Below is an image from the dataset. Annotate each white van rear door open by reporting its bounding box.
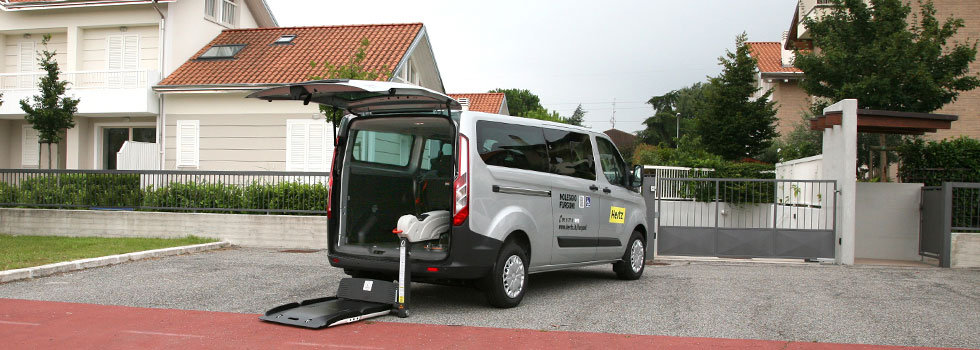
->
[246,79,461,115]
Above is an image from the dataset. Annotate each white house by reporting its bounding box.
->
[0,0,277,169]
[152,23,445,171]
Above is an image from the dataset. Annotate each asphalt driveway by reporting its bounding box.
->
[1,248,978,349]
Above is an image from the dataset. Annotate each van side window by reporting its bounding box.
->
[476,121,549,172]
[596,137,628,187]
[543,129,596,181]
[351,130,413,166]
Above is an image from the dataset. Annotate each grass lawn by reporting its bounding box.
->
[0,234,217,270]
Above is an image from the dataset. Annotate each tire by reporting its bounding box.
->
[482,240,528,308]
[613,231,645,280]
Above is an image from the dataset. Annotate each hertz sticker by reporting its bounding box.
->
[609,207,626,224]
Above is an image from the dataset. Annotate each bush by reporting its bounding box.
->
[13,173,140,208]
[143,181,327,213]
[898,137,980,185]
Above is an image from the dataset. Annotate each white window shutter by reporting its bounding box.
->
[286,120,308,171]
[123,35,140,87]
[22,126,40,168]
[307,121,329,171]
[176,120,199,168]
[107,36,123,88]
[19,42,36,88]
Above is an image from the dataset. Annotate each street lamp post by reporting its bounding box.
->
[675,113,681,142]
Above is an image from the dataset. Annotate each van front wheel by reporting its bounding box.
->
[482,240,528,308]
[613,231,645,280]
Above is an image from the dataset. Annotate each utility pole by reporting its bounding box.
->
[676,113,681,141]
[610,98,616,129]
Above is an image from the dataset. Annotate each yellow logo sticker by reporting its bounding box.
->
[609,206,626,224]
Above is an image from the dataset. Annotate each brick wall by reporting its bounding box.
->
[772,80,811,137]
[923,1,980,140]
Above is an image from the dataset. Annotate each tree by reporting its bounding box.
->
[489,88,543,117]
[309,38,389,140]
[567,104,586,126]
[794,0,979,113]
[695,33,778,161]
[638,83,706,148]
[19,34,79,169]
[523,107,566,124]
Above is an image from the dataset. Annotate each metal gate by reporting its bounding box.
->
[644,177,837,259]
[920,182,980,267]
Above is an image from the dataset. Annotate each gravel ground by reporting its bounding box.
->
[1,247,978,348]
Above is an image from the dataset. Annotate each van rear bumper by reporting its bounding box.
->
[328,221,501,280]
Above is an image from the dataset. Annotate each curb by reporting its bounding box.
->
[0,241,231,283]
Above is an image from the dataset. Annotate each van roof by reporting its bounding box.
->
[460,111,602,136]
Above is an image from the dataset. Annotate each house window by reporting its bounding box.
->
[176,120,200,168]
[204,0,217,19]
[101,126,156,170]
[274,35,297,45]
[286,119,333,172]
[205,0,237,27]
[22,126,40,168]
[107,35,140,87]
[221,0,237,25]
[198,44,245,60]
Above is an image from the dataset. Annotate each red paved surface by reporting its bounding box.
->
[0,298,962,350]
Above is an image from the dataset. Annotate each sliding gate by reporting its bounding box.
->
[648,178,837,259]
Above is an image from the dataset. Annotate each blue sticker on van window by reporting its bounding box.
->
[585,196,591,208]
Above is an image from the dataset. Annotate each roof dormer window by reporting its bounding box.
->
[273,35,297,45]
[198,44,245,60]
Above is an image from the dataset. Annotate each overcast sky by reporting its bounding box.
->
[265,0,798,133]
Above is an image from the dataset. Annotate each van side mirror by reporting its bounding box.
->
[629,165,643,191]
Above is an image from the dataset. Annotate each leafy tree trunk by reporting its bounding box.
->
[47,143,53,169]
[38,142,42,169]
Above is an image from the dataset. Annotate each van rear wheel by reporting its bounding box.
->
[482,240,528,308]
[613,231,645,280]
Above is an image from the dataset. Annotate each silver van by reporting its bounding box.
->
[249,80,648,308]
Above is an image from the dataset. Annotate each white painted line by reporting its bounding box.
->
[0,320,41,326]
[122,330,206,338]
[285,342,384,349]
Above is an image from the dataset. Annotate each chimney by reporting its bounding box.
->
[458,97,470,111]
[780,31,794,67]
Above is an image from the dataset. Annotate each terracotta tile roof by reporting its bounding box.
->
[158,23,423,86]
[447,93,506,114]
[746,42,802,73]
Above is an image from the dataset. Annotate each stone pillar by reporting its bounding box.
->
[821,99,858,265]
[65,125,80,169]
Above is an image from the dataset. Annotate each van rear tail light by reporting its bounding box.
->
[327,147,338,219]
[453,134,470,226]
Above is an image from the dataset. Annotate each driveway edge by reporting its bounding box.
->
[0,241,231,283]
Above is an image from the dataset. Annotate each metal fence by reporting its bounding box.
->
[652,178,837,259]
[921,182,980,267]
[0,169,329,215]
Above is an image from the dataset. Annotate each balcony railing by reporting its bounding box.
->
[0,69,152,91]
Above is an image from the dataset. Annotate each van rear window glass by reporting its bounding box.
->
[543,129,596,181]
[351,130,413,166]
[476,121,549,172]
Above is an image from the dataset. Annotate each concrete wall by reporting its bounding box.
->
[951,233,980,268]
[3,32,69,74]
[855,182,923,261]
[776,154,822,180]
[822,100,857,264]
[0,208,327,249]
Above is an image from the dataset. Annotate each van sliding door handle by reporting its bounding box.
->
[602,187,612,194]
[589,185,599,191]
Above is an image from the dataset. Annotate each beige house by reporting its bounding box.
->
[746,40,808,138]
[783,0,980,141]
[0,0,277,169]
[154,23,446,171]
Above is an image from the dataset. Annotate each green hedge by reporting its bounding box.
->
[142,181,327,213]
[1,174,327,214]
[898,137,980,186]
[12,174,141,208]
